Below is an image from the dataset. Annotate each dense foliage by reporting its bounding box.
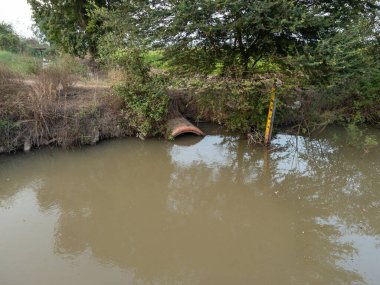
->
[22,1,380,138]
[28,0,121,57]
[294,15,380,125]
[112,48,169,138]
[0,22,21,52]
[108,0,378,74]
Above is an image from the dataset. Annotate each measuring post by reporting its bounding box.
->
[264,86,277,144]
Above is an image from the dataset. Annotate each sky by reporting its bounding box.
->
[0,0,34,38]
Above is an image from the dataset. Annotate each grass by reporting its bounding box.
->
[0,50,41,75]
[0,62,125,152]
[143,49,283,76]
[144,50,170,70]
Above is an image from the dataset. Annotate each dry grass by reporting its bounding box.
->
[0,65,125,153]
[0,66,25,101]
[37,66,76,91]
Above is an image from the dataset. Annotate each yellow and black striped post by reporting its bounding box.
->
[264,86,277,144]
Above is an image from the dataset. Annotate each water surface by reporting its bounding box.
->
[1,125,379,285]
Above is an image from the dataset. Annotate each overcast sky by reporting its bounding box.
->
[0,0,34,38]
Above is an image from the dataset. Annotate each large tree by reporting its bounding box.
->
[28,0,119,57]
[111,0,378,74]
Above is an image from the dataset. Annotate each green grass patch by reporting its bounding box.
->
[143,50,281,75]
[144,50,170,70]
[0,50,41,75]
[253,58,282,73]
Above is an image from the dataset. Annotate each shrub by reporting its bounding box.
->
[111,48,169,138]
[176,75,272,134]
[0,22,20,52]
[115,78,169,138]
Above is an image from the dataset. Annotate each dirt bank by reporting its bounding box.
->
[0,72,203,154]
[0,71,133,153]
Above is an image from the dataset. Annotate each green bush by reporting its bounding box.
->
[111,48,169,138]
[0,22,20,53]
[115,80,169,138]
[292,19,380,126]
[190,77,271,133]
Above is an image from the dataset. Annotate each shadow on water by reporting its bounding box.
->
[172,132,204,147]
[0,125,379,285]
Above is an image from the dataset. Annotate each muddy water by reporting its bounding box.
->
[0,125,379,285]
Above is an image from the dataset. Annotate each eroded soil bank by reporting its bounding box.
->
[0,78,206,153]
[0,81,122,153]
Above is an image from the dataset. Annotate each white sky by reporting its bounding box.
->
[0,0,34,38]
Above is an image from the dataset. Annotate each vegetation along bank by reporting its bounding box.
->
[1,0,379,153]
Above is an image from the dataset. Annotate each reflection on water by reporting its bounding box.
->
[0,125,379,285]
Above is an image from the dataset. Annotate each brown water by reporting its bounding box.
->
[1,125,379,285]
